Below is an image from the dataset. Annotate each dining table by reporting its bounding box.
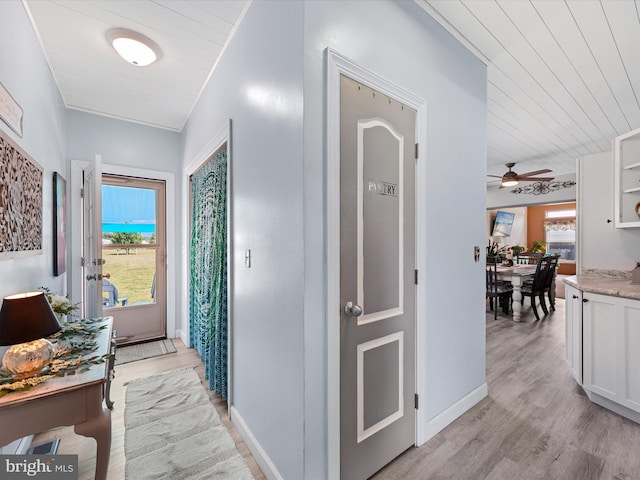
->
[495,264,537,321]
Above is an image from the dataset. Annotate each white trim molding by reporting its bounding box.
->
[413,1,490,66]
[357,331,404,443]
[69,159,89,307]
[422,383,488,441]
[68,160,175,336]
[326,48,428,478]
[102,163,177,340]
[356,118,404,327]
[182,119,233,408]
[231,406,283,480]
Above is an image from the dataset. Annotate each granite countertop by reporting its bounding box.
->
[564,272,640,301]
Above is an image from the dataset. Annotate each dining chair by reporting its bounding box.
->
[486,262,514,320]
[515,252,543,265]
[520,256,553,321]
[541,254,560,312]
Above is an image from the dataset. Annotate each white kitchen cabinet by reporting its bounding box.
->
[614,127,640,228]
[583,292,640,413]
[565,283,582,384]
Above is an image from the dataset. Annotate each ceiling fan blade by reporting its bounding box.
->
[487,175,503,178]
[517,168,552,177]
[515,176,555,182]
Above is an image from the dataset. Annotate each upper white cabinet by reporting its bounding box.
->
[614,127,640,228]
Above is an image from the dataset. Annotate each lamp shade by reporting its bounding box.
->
[0,292,61,346]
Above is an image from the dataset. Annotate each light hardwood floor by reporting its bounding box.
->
[34,298,640,480]
[374,299,640,480]
[33,339,266,480]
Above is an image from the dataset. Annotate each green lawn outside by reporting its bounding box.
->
[103,246,156,305]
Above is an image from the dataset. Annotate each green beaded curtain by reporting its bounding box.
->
[189,146,228,398]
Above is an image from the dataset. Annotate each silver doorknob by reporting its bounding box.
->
[344,302,363,317]
[86,273,110,281]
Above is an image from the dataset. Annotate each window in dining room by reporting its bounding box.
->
[544,209,576,261]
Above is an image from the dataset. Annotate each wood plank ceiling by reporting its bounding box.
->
[23,0,640,182]
[417,0,640,183]
[23,0,248,132]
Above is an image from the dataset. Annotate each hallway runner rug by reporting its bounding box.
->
[124,366,253,480]
[115,339,177,365]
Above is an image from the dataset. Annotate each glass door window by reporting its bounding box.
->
[102,185,156,308]
[101,175,166,344]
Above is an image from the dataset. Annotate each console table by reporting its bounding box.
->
[0,317,114,480]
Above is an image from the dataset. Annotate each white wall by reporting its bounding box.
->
[578,151,640,273]
[487,172,576,209]
[181,2,305,479]
[0,1,67,301]
[303,1,487,477]
[184,1,487,478]
[66,110,180,174]
[2,1,488,477]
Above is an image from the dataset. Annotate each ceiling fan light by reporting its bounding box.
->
[501,179,519,187]
[108,29,160,67]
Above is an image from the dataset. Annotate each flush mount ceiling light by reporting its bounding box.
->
[107,28,161,67]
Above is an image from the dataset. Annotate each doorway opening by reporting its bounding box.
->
[184,123,232,403]
[101,174,167,344]
[487,202,576,301]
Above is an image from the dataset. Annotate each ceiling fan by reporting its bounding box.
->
[488,162,554,188]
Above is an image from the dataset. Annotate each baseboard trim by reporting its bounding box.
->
[585,389,640,425]
[176,329,188,348]
[420,383,488,444]
[230,405,283,480]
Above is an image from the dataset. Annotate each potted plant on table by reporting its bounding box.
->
[486,240,508,263]
[530,241,546,254]
[40,287,80,323]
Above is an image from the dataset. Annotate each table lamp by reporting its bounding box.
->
[0,291,62,378]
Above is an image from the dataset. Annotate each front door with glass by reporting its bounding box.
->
[101,174,166,344]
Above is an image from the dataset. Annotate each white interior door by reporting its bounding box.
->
[340,74,417,480]
[83,154,103,318]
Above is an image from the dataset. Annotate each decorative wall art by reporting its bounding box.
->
[510,180,576,195]
[53,172,67,275]
[0,128,43,259]
[0,83,23,137]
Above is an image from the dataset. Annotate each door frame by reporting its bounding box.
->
[182,119,233,408]
[326,49,428,478]
[69,160,176,338]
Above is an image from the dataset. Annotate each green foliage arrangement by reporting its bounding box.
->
[531,241,546,253]
[0,318,112,397]
[487,240,508,258]
[40,287,80,316]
